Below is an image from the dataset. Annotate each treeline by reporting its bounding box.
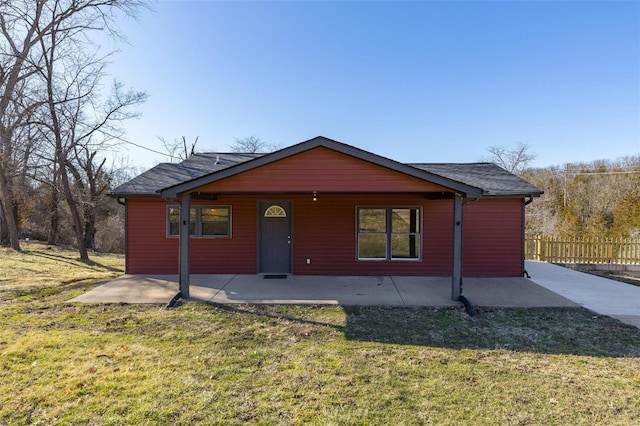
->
[2,167,132,254]
[523,156,640,239]
[0,1,147,259]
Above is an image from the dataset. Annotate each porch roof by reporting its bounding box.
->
[111,136,543,199]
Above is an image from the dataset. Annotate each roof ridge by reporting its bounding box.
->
[193,152,267,155]
[408,162,496,166]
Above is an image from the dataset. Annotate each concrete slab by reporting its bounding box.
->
[526,261,640,328]
[70,273,577,308]
[208,275,405,305]
[69,265,639,329]
[70,275,178,304]
[391,276,578,308]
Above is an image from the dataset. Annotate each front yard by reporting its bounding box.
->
[1,242,639,424]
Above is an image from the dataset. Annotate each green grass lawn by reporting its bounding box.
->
[1,242,639,425]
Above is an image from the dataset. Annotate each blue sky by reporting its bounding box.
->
[106,1,639,170]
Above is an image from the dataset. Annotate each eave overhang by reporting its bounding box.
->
[107,192,161,199]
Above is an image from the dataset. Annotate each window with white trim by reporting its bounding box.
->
[357,207,421,260]
[167,206,231,237]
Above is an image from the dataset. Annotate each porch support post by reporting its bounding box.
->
[179,192,190,298]
[451,194,463,301]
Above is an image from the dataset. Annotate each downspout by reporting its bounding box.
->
[165,291,182,309]
[118,197,128,274]
[522,195,534,278]
[457,197,480,317]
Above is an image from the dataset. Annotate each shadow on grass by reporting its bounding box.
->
[4,278,108,299]
[212,303,345,332]
[343,306,640,358]
[208,303,640,358]
[27,250,122,273]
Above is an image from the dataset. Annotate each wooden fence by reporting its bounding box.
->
[525,235,640,264]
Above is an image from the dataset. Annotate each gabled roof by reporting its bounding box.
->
[111,153,261,197]
[410,163,543,197]
[110,136,543,198]
[158,136,485,198]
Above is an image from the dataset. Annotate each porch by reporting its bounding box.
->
[70,273,576,308]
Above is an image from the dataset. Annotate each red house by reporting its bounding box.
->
[111,136,542,299]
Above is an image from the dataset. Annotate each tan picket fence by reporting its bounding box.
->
[525,235,640,264]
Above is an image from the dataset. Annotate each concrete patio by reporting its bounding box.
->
[69,261,640,329]
[70,273,577,308]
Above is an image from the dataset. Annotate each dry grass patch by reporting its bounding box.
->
[1,243,639,424]
[0,241,123,295]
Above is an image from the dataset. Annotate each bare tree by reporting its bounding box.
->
[37,45,146,259]
[45,162,61,245]
[0,10,44,250]
[0,0,147,252]
[487,142,537,176]
[66,146,111,250]
[0,0,145,258]
[230,136,282,153]
[158,136,199,162]
[523,156,640,238]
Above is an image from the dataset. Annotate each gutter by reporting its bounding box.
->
[524,195,534,205]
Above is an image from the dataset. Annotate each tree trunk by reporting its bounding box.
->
[46,164,60,245]
[42,27,89,261]
[46,183,59,245]
[58,162,89,260]
[0,198,9,245]
[47,204,59,245]
[83,210,96,250]
[0,161,21,251]
[81,153,105,252]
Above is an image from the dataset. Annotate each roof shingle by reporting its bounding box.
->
[111,140,542,198]
[409,163,543,196]
[112,153,262,196]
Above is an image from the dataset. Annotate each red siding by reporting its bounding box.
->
[293,194,442,276]
[198,147,449,193]
[126,197,258,274]
[126,199,177,274]
[463,198,524,276]
[126,195,524,277]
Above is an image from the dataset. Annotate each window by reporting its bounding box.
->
[264,205,287,217]
[168,206,231,237]
[357,207,421,260]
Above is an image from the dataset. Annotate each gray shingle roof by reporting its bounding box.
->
[111,153,263,196]
[111,141,543,198]
[409,163,543,196]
